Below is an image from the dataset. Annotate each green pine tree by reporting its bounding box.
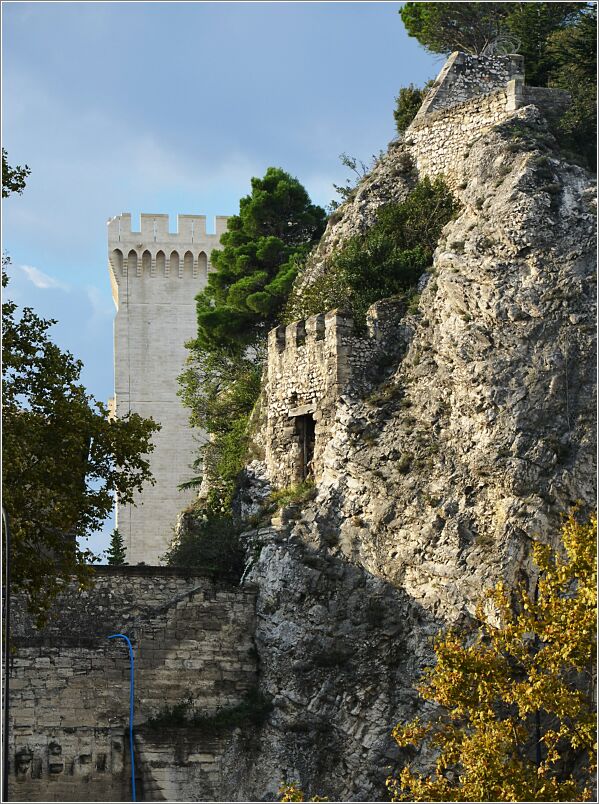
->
[105,528,127,565]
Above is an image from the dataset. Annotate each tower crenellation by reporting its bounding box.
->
[107,211,228,243]
[108,213,226,292]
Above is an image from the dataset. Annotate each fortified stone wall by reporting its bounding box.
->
[108,212,228,564]
[406,53,570,190]
[414,51,524,119]
[265,300,407,487]
[8,567,257,802]
[406,85,512,188]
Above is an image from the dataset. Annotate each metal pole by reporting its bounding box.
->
[107,633,136,802]
[2,507,11,802]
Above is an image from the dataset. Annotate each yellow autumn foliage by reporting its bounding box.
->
[278,782,328,802]
[388,512,597,802]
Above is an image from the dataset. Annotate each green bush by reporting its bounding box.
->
[267,479,316,511]
[394,82,435,134]
[163,513,245,582]
[146,688,272,734]
[287,178,458,329]
[178,349,263,509]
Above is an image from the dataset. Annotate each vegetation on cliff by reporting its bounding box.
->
[388,513,597,802]
[163,511,245,580]
[285,177,458,328]
[146,687,272,734]
[393,83,429,135]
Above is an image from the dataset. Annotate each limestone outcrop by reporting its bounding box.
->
[228,82,596,801]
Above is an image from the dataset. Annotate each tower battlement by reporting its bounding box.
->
[107,212,228,245]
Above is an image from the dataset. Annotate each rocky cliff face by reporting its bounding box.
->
[224,100,596,801]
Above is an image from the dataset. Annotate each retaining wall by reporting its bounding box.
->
[7,567,257,801]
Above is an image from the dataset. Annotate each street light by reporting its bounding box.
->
[107,633,136,802]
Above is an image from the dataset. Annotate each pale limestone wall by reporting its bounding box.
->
[108,212,228,564]
[414,51,523,119]
[136,730,231,802]
[407,81,570,190]
[8,567,257,802]
[265,301,407,487]
[265,310,350,487]
[406,86,512,189]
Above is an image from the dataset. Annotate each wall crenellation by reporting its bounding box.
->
[268,311,340,354]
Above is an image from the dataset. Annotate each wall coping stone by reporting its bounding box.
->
[90,565,257,591]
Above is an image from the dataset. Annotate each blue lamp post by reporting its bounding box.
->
[107,633,136,802]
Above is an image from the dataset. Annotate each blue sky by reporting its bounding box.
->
[2,1,440,554]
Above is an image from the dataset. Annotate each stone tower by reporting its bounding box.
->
[107,212,228,564]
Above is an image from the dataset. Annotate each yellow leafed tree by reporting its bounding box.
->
[388,512,597,802]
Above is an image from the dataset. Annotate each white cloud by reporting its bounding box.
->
[85,285,114,320]
[20,264,69,291]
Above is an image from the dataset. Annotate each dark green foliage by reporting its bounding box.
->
[399,3,587,86]
[393,84,432,134]
[266,480,317,512]
[547,5,597,170]
[287,178,458,330]
[105,528,127,566]
[163,512,245,581]
[2,148,30,197]
[178,347,263,509]
[145,688,272,733]
[400,3,510,55]
[505,3,585,86]
[2,266,159,624]
[195,167,326,354]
